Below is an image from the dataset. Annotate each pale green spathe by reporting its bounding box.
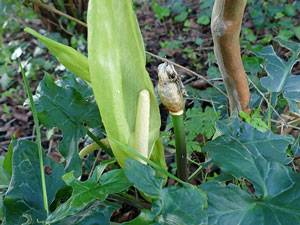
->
[87,0,164,168]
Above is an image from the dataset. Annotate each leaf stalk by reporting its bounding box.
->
[20,62,49,216]
[171,113,188,182]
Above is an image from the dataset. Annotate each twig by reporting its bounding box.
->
[271,119,300,131]
[28,0,87,27]
[185,97,223,105]
[88,149,102,179]
[246,76,287,126]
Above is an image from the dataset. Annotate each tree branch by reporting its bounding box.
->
[211,0,250,114]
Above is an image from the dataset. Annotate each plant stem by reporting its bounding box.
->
[171,113,188,182]
[86,129,114,157]
[109,193,151,210]
[268,93,272,129]
[20,62,49,216]
[188,165,204,182]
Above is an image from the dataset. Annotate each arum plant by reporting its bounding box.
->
[158,62,188,181]
[24,0,167,173]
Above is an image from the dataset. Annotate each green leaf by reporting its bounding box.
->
[87,0,165,168]
[284,4,296,16]
[125,158,164,198]
[24,28,90,83]
[2,140,65,225]
[32,73,101,176]
[256,38,300,115]
[0,157,10,188]
[295,26,300,40]
[92,158,117,182]
[239,108,269,133]
[201,166,300,224]
[195,37,204,46]
[3,142,12,177]
[123,210,156,225]
[126,184,207,225]
[123,159,207,225]
[278,30,294,40]
[185,106,220,140]
[154,185,207,225]
[58,73,94,99]
[99,169,132,194]
[52,200,119,225]
[175,11,188,22]
[153,4,170,20]
[214,116,293,165]
[197,16,210,25]
[47,169,131,223]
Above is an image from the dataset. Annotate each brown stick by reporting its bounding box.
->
[211,0,250,114]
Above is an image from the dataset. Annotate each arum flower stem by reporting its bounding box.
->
[171,113,188,182]
[20,62,49,216]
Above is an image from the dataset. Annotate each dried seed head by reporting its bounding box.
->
[158,62,184,114]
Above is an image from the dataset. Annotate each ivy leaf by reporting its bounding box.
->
[256,38,300,115]
[124,159,207,225]
[32,73,101,177]
[214,116,293,165]
[52,200,119,225]
[46,169,131,224]
[2,140,65,225]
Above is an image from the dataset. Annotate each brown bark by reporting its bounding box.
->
[211,0,251,115]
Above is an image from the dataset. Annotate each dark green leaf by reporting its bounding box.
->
[33,73,101,176]
[52,200,119,225]
[154,185,207,225]
[214,116,293,165]
[124,158,163,198]
[2,140,65,225]
[124,159,207,225]
[126,184,207,225]
[99,169,132,194]
[202,173,300,225]
[47,169,131,224]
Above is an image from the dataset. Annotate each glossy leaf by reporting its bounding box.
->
[2,140,65,225]
[257,38,300,115]
[52,200,119,225]
[201,168,300,224]
[47,169,131,224]
[202,116,300,224]
[87,0,165,168]
[214,116,293,165]
[124,159,207,225]
[32,73,101,176]
[24,28,90,83]
[125,158,164,198]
